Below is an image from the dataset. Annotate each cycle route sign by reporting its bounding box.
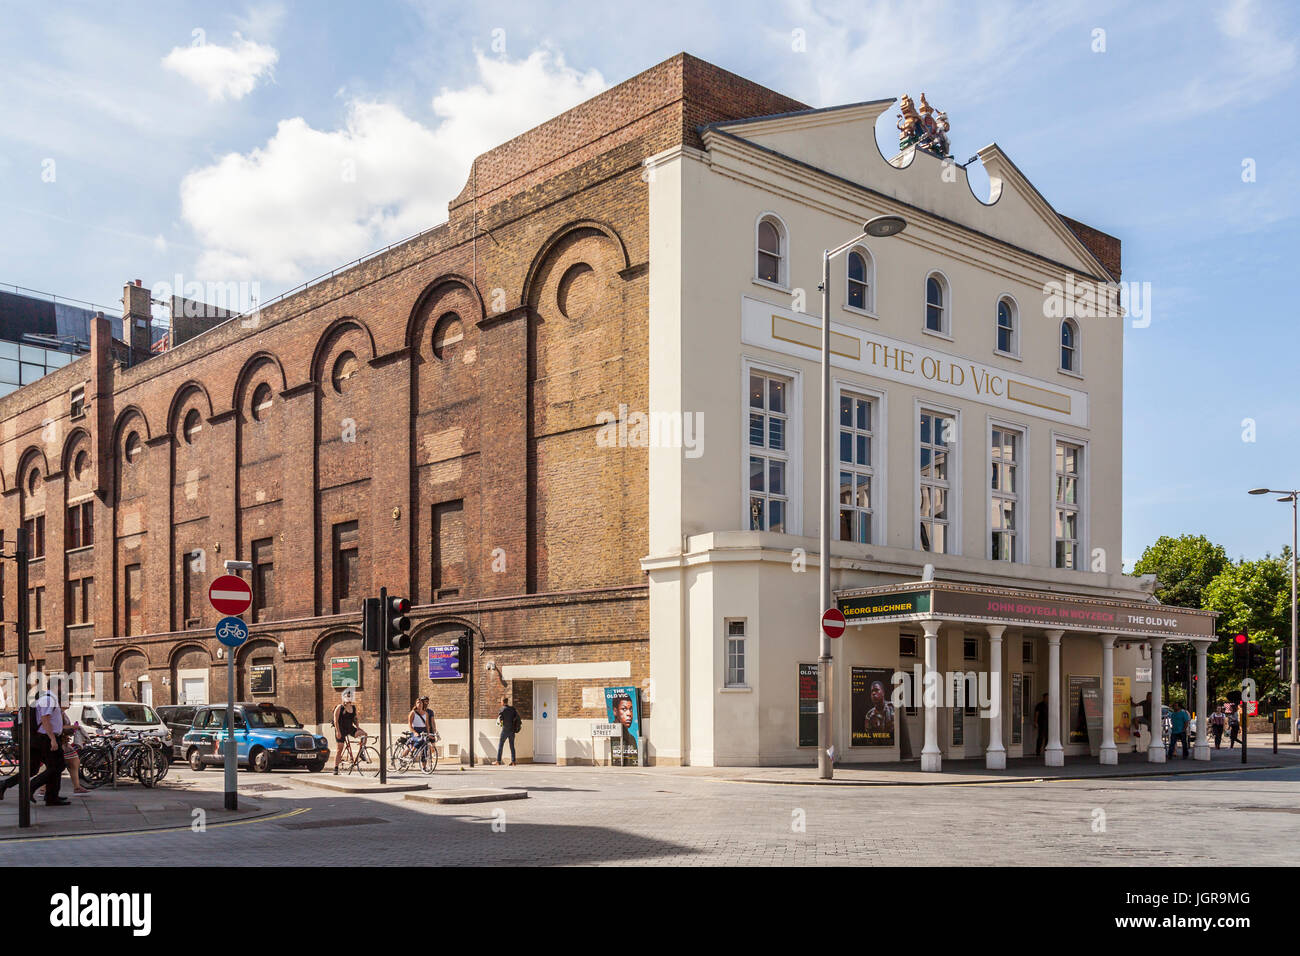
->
[216,616,249,648]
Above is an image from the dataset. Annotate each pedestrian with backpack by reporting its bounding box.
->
[496,696,520,766]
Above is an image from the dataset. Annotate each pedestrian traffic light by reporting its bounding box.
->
[361,597,382,653]
[385,595,411,651]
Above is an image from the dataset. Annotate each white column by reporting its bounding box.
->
[1148,638,1166,763]
[921,620,942,772]
[985,625,1006,770]
[1195,641,1210,760]
[1045,630,1064,766]
[1099,633,1118,765]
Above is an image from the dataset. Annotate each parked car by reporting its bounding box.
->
[66,701,172,745]
[155,705,201,760]
[182,702,330,772]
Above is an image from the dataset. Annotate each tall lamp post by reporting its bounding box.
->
[1248,487,1298,742]
[817,214,907,780]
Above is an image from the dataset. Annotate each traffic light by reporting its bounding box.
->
[385,595,411,651]
[361,597,382,653]
[1249,643,1267,670]
[457,631,471,677]
[1276,646,1289,681]
[1233,633,1248,667]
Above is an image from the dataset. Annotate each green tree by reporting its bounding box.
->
[1203,549,1293,706]
[1133,535,1229,706]
[1132,535,1229,608]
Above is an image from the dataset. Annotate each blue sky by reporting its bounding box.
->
[1,0,1297,569]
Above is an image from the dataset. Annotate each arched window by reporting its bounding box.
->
[1060,319,1079,372]
[251,383,273,421]
[847,248,874,313]
[124,432,142,464]
[996,297,1018,355]
[756,215,786,287]
[925,273,949,334]
[182,408,203,444]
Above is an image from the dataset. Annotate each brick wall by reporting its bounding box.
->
[0,53,809,752]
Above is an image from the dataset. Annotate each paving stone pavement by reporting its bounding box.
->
[2,758,1298,866]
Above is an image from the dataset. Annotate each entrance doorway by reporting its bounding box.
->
[1021,674,1035,755]
[533,679,557,764]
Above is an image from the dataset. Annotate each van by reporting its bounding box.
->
[65,701,171,745]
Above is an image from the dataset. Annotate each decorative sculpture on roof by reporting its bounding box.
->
[897,93,951,160]
[896,94,922,149]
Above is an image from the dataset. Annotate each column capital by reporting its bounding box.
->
[1148,636,1167,652]
[985,624,1006,642]
[1098,633,1117,648]
[1045,629,1065,645]
[921,619,942,638]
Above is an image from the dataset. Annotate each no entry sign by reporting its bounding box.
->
[822,607,846,639]
[209,575,252,616]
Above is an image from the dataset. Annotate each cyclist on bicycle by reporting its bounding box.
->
[409,696,436,740]
[331,692,368,775]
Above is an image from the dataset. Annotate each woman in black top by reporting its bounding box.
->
[331,696,367,774]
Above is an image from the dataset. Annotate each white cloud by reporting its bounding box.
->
[179,48,605,285]
[162,32,278,102]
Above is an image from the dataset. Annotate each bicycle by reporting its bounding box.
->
[337,734,379,776]
[390,731,438,774]
[0,738,17,778]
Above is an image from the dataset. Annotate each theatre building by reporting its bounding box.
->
[0,53,1215,767]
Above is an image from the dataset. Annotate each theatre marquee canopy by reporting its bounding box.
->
[835,581,1217,641]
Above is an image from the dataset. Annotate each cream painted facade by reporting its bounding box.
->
[640,99,1213,768]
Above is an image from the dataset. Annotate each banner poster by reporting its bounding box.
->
[330,656,360,690]
[1011,673,1023,745]
[604,686,642,765]
[1068,675,1102,754]
[798,663,818,747]
[850,666,895,747]
[1113,676,1132,744]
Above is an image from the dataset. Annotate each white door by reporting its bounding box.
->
[139,677,153,707]
[1021,674,1035,755]
[182,677,208,705]
[533,679,557,764]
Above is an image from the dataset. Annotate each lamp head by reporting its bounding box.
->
[864,214,907,238]
[1248,488,1271,496]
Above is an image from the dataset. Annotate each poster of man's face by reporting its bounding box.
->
[851,667,895,747]
[604,686,642,765]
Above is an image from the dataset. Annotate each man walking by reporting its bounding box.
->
[1033,692,1049,756]
[496,696,519,766]
[0,688,70,805]
[1167,700,1191,760]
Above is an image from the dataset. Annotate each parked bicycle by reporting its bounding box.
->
[390,730,438,774]
[79,731,170,789]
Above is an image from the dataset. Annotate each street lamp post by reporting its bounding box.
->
[1248,487,1298,742]
[817,214,906,780]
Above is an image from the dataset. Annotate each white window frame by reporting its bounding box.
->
[923,270,953,339]
[1059,318,1082,376]
[1051,432,1089,571]
[988,418,1028,564]
[995,294,1020,357]
[754,212,790,292]
[844,245,876,316]
[724,618,748,688]
[833,380,886,546]
[914,400,961,555]
[742,357,803,536]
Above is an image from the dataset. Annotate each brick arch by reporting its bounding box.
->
[521,219,630,309]
[231,351,287,412]
[111,405,152,447]
[166,380,214,437]
[16,445,49,520]
[310,317,377,384]
[59,426,91,474]
[408,617,479,704]
[168,641,213,667]
[111,646,150,700]
[404,275,485,350]
[313,628,367,726]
